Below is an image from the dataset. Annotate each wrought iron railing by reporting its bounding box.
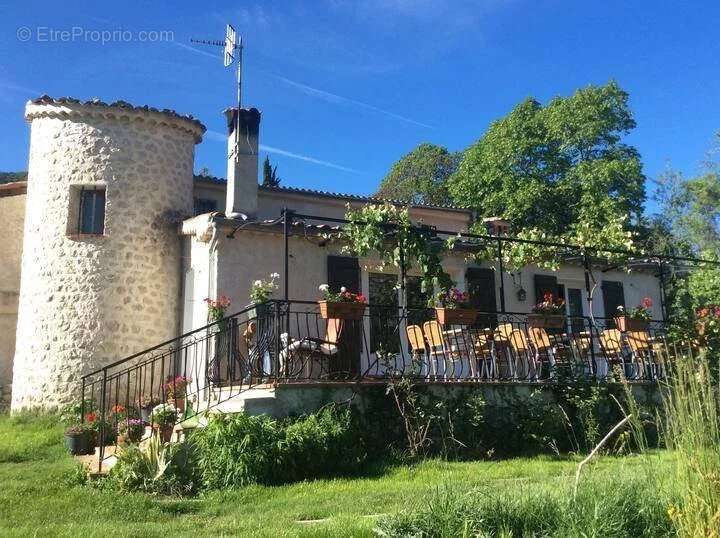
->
[78,300,678,471]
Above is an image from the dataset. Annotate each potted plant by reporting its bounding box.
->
[614,297,652,331]
[164,375,191,414]
[118,418,146,445]
[64,424,89,455]
[247,272,279,318]
[138,396,161,423]
[432,288,478,325]
[150,403,178,443]
[317,284,367,320]
[528,292,566,328]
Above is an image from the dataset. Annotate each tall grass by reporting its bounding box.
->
[662,347,720,535]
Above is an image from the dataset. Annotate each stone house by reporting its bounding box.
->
[0,96,665,410]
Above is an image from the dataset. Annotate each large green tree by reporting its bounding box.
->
[449,81,646,237]
[375,143,460,205]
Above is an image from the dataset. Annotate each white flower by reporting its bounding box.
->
[340,286,347,293]
[270,272,280,279]
[253,280,263,287]
[319,284,329,292]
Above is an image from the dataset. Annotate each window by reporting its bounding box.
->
[69,186,105,236]
[194,198,218,215]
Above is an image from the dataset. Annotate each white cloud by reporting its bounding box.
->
[271,74,433,129]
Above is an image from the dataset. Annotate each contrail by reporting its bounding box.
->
[272,74,434,129]
[205,130,361,173]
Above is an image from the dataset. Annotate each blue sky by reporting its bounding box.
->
[1,1,719,216]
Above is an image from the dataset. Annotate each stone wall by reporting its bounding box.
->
[11,99,204,409]
[0,189,26,407]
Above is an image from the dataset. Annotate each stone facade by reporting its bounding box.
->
[11,99,204,409]
[0,187,26,407]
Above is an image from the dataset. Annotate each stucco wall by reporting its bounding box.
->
[12,101,203,409]
[0,191,25,406]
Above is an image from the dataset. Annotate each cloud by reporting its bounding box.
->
[206,130,361,173]
[172,41,221,61]
[271,74,434,129]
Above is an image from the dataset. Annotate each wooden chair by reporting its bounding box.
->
[599,329,628,378]
[567,332,593,379]
[493,323,515,379]
[528,327,558,379]
[406,324,429,378]
[422,320,472,380]
[508,329,537,380]
[472,329,495,379]
[626,331,657,380]
[281,318,344,379]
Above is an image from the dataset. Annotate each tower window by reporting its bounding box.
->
[69,185,106,236]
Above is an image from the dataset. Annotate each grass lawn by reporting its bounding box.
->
[0,413,669,537]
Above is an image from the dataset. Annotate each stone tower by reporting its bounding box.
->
[11,97,205,409]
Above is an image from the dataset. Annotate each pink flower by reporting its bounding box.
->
[642,297,653,309]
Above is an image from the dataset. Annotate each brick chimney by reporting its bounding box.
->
[483,217,511,236]
[224,107,261,219]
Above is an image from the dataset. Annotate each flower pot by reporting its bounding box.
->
[85,431,98,454]
[64,431,88,456]
[154,423,175,443]
[614,316,649,332]
[169,397,186,415]
[318,301,366,320]
[527,314,565,329]
[247,302,270,321]
[435,307,479,326]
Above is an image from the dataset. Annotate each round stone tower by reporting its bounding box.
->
[11,96,205,409]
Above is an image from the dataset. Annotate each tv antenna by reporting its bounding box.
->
[191,25,246,159]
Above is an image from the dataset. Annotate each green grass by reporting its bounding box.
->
[0,413,672,537]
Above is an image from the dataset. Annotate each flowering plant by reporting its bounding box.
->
[205,295,231,321]
[696,305,720,338]
[532,292,565,315]
[250,273,279,304]
[432,288,471,309]
[617,297,652,321]
[138,395,161,409]
[118,418,146,440]
[150,403,178,426]
[164,375,191,400]
[318,284,367,304]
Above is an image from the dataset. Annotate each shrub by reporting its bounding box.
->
[105,433,196,495]
[191,407,365,490]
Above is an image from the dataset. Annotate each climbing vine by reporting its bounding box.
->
[340,203,454,295]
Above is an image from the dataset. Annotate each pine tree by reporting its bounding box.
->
[262,156,281,187]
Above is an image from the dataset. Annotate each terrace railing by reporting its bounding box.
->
[78,299,677,471]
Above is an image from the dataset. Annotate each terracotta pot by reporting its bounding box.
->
[170,398,186,414]
[435,307,479,326]
[153,423,175,443]
[614,316,649,332]
[527,314,565,329]
[318,301,366,320]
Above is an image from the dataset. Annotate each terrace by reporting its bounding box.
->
[78,209,717,471]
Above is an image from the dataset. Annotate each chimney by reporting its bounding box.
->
[482,217,511,236]
[224,107,261,219]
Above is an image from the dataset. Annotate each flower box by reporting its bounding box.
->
[318,300,366,320]
[527,314,565,329]
[435,307,479,326]
[614,316,649,332]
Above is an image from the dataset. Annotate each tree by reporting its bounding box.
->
[0,171,27,184]
[375,143,460,206]
[449,81,646,238]
[262,156,281,187]
[196,166,212,177]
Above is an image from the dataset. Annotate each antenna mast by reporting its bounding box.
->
[190,24,245,163]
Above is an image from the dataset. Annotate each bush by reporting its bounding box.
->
[191,407,365,489]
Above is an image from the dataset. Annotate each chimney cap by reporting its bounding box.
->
[223,107,261,135]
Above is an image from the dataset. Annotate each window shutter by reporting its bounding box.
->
[327,256,361,294]
[534,274,559,303]
[601,281,625,320]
